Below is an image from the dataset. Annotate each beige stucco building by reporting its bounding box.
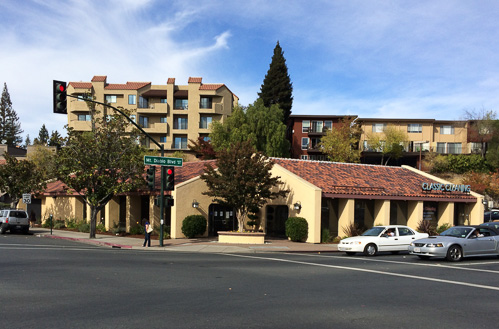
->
[30,159,483,244]
[67,76,238,159]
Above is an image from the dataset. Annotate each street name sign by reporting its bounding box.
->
[144,156,183,167]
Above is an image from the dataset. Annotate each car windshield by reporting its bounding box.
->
[361,227,385,236]
[440,227,473,238]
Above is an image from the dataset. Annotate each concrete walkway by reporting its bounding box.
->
[32,228,339,254]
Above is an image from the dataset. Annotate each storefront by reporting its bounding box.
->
[32,159,483,244]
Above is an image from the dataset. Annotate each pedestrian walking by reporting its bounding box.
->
[143,218,151,247]
[29,211,36,228]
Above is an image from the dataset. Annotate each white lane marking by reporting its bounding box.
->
[224,253,499,291]
[293,253,499,274]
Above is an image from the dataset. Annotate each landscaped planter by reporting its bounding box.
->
[218,231,265,244]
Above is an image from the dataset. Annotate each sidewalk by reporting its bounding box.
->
[33,228,339,254]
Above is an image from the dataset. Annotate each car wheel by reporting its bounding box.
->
[446,245,463,262]
[364,243,377,256]
[346,252,356,256]
[22,226,29,234]
[417,255,430,260]
[0,226,6,234]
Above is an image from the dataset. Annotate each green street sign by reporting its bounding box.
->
[144,156,183,167]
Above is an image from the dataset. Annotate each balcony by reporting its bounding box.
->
[137,103,168,114]
[142,122,168,134]
[303,126,329,135]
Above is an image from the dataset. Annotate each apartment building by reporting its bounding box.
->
[67,76,238,158]
[288,114,357,160]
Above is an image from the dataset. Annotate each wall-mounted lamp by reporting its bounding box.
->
[293,201,301,210]
[192,199,199,208]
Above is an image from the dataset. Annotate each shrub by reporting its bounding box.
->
[181,215,207,238]
[436,223,451,234]
[416,219,437,236]
[77,222,90,233]
[342,222,364,237]
[96,223,106,233]
[129,225,144,235]
[65,218,78,229]
[321,228,332,243]
[53,220,65,229]
[285,217,308,242]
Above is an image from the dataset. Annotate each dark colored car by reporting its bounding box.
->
[484,210,499,222]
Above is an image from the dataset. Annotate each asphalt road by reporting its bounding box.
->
[1,233,499,329]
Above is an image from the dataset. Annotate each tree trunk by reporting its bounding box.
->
[89,206,98,239]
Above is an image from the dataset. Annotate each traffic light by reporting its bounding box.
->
[146,166,155,190]
[165,166,175,191]
[53,80,67,114]
[166,196,174,207]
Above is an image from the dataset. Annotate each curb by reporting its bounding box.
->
[43,235,133,249]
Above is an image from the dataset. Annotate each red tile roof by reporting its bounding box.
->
[199,84,224,91]
[42,160,217,196]
[69,82,92,89]
[105,82,151,90]
[92,76,107,82]
[272,158,476,202]
[188,77,202,83]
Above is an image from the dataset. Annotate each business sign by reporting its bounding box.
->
[144,156,183,167]
[422,183,471,193]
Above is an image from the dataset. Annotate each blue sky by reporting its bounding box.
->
[1,0,499,142]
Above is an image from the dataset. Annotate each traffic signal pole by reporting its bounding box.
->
[64,94,167,246]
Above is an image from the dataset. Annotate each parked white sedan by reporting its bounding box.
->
[338,225,429,256]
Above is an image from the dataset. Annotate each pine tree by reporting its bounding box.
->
[34,124,50,145]
[0,83,23,146]
[24,134,31,148]
[258,41,293,124]
[48,130,64,149]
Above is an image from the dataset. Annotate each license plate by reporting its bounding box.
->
[16,225,21,229]
[414,247,421,252]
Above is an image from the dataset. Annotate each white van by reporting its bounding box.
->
[0,209,30,234]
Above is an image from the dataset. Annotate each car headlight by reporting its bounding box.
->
[426,243,444,248]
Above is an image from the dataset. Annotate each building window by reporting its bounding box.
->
[302,120,310,133]
[301,137,309,150]
[200,116,212,129]
[77,114,91,121]
[173,116,188,129]
[202,136,211,142]
[448,143,461,154]
[128,95,136,105]
[311,121,324,133]
[324,121,333,131]
[470,142,483,153]
[372,123,386,133]
[440,125,454,135]
[175,99,188,110]
[174,136,187,149]
[77,94,91,101]
[200,97,212,109]
[160,98,167,103]
[138,96,148,108]
[130,114,136,122]
[301,155,309,160]
[160,136,167,143]
[139,116,149,128]
[105,95,117,103]
[436,142,446,153]
[407,124,422,133]
[160,117,167,123]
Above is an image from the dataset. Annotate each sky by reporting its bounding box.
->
[1,0,499,143]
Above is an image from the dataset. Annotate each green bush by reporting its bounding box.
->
[96,223,106,233]
[181,215,207,238]
[65,218,78,229]
[53,220,65,229]
[129,225,144,235]
[436,223,451,234]
[285,217,308,242]
[77,222,90,233]
[321,228,331,243]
